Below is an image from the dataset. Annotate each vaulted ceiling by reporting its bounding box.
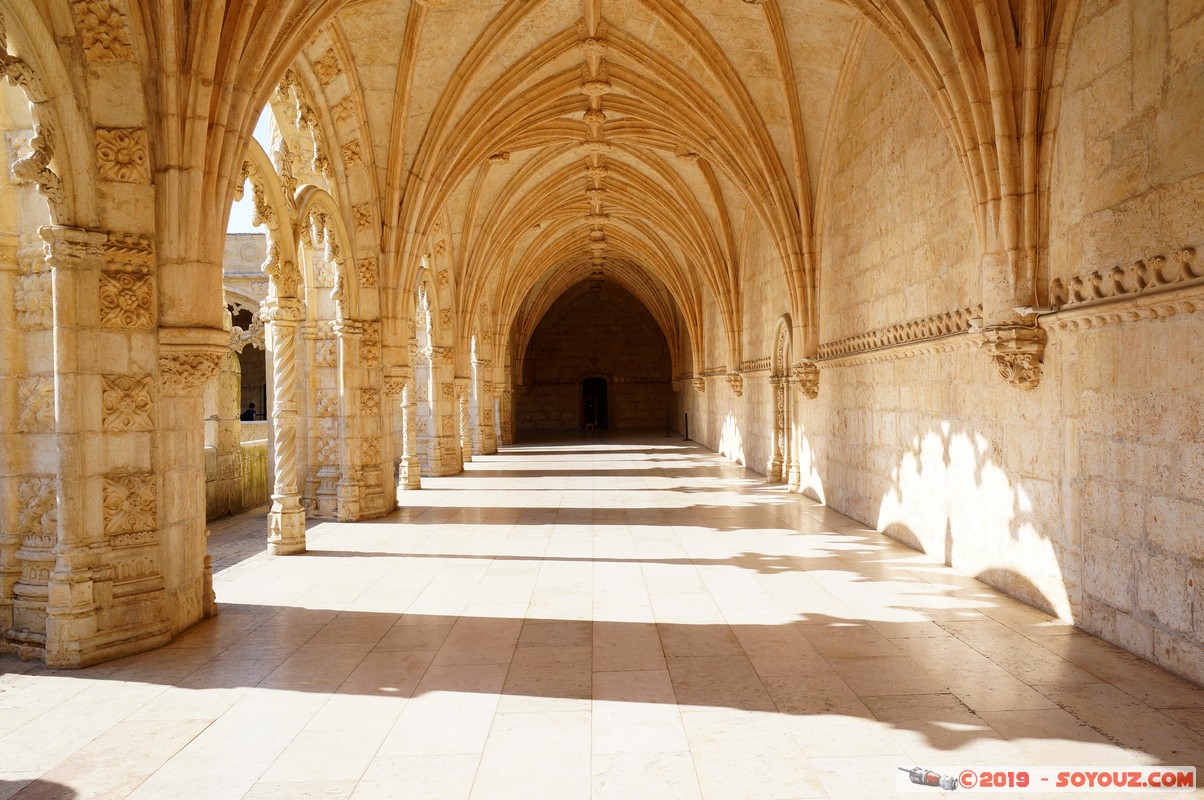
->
[273,0,860,369]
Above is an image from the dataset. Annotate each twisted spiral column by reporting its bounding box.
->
[263,300,306,554]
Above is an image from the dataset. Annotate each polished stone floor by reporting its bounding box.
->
[2,432,1202,799]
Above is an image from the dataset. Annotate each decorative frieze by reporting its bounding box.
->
[110,529,157,548]
[99,271,154,328]
[102,472,155,535]
[113,555,159,582]
[739,357,771,373]
[95,127,149,183]
[70,0,135,63]
[102,375,154,431]
[17,377,55,432]
[818,305,982,359]
[1051,247,1199,309]
[701,366,727,377]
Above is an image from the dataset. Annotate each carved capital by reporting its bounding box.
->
[791,362,820,399]
[158,328,228,396]
[981,325,1047,390]
[726,373,743,397]
[260,299,304,324]
[159,351,223,395]
[691,377,705,394]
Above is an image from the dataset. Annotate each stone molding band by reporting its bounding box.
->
[818,305,983,360]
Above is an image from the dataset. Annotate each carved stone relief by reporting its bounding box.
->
[361,322,381,369]
[353,203,373,232]
[341,139,364,167]
[17,377,54,433]
[14,270,51,329]
[361,436,382,464]
[70,0,135,63]
[981,326,1046,391]
[331,96,355,124]
[18,477,58,547]
[360,388,381,416]
[357,257,378,288]
[314,436,339,465]
[159,352,223,395]
[102,472,156,535]
[791,362,820,399]
[102,375,154,431]
[314,389,339,417]
[314,48,341,86]
[95,127,149,183]
[99,272,155,328]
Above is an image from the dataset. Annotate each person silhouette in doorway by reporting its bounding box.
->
[240,402,256,421]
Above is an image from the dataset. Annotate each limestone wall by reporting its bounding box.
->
[676,4,1204,685]
[1042,0,1204,678]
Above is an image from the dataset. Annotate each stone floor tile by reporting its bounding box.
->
[1,435,1201,800]
[592,752,703,800]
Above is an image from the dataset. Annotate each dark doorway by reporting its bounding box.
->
[582,377,608,430]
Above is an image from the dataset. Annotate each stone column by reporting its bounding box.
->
[499,387,514,445]
[427,346,462,476]
[261,299,305,554]
[456,377,473,464]
[157,331,227,628]
[478,376,498,456]
[385,367,422,490]
[41,226,107,666]
[333,320,363,521]
[766,376,784,482]
[402,373,422,489]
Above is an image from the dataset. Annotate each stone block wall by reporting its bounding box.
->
[517,281,672,431]
[675,3,1204,685]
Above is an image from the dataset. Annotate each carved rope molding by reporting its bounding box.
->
[739,357,771,373]
[1047,247,1203,330]
[818,305,984,360]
